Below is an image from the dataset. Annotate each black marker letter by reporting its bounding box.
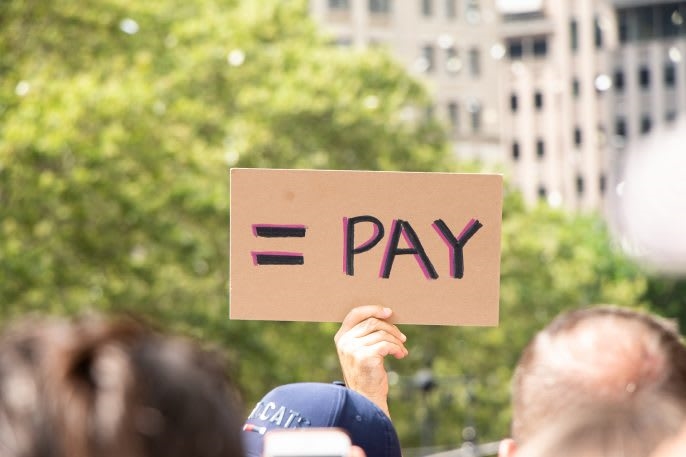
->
[380,220,438,279]
[432,218,483,278]
[344,216,385,276]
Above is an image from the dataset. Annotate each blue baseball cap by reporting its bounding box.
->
[242,382,401,457]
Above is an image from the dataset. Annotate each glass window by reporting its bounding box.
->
[533,37,548,57]
[662,4,683,37]
[615,117,627,137]
[512,141,520,160]
[510,93,518,112]
[618,10,629,43]
[534,91,543,110]
[465,0,480,23]
[508,39,523,59]
[369,0,392,14]
[446,0,456,18]
[637,5,655,40]
[640,115,652,134]
[536,139,545,158]
[639,66,650,89]
[570,19,578,51]
[572,78,580,98]
[421,0,433,17]
[665,62,676,87]
[614,69,625,92]
[447,102,459,129]
[538,186,547,199]
[468,47,480,77]
[594,16,603,49]
[599,174,606,195]
[468,101,481,132]
[422,44,435,72]
[574,127,582,146]
[445,47,460,74]
[328,0,350,10]
[576,175,584,195]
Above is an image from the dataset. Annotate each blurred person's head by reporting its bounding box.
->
[516,391,686,457]
[0,313,244,457]
[499,305,686,457]
[242,382,401,457]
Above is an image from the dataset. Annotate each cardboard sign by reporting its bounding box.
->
[229,168,503,326]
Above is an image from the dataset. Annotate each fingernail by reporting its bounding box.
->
[382,307,392,316]
[400,333,407,342]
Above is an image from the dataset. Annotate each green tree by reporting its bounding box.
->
[0,0,449,412]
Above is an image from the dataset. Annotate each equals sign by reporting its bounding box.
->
[251,224,306,266]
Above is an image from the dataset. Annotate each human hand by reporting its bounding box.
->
[334,306,408,417]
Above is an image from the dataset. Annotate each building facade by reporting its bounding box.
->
[310,0,686,213]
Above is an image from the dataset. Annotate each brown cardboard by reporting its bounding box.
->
[229,168,503,326]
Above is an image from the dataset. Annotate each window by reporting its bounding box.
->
[508,39,523,59]
[421,0,433,17]
[666,110,678,122]
[536,139,545,158]
[576,175,584,195]
[533,37,548,57]
[640,115,652,134]
[538,186,547,199]
[599,174,606,195]
[422,44,435,72]
[615,117,627,137]
[534,91,543,110]
[328,0,350,10]
[468,101,481,132]
[369,0,392,14]
[572,78,580,98]
[447,102,459,130]
[574,127,582,146]
[594,16,603,49]
[665,62,676,87]
[662,5,683,37]
[639,66,650,89]
[445,47,460,74]
[510,93,518,112]
[637,5,655,40]
[468,47,480,77]
[512,141,520,160]
[614,70,625,92]
[465,0,480,23]
[446,0,456,18]
[570,19,578,51]
[618,10,628,43]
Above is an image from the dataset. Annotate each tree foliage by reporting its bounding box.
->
[0,0,449,436]
[0,0,670,452]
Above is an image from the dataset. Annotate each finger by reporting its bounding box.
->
[367,340,408,359]
[336,306,393,340]
[343,330,408,357]
[340,339,408,361]
[341,317,406,344]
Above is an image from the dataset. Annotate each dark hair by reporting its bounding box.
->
[0,314,245,457]
[511,305,686,442]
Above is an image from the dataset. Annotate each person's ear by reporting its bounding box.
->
[498,438,517,457]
